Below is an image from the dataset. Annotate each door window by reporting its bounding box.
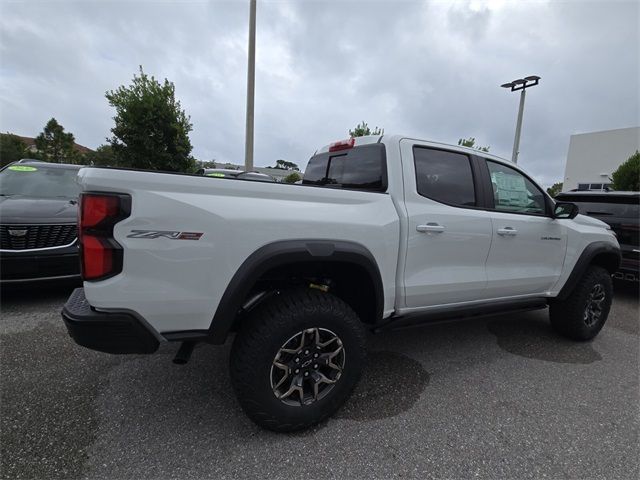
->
[413,147,476,206]
[486,160,546,215]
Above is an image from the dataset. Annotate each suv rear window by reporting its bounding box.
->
[302,144,387,192]
[557,195,640,218]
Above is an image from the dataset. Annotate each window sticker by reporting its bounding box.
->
[7,165,38,172]
[491,171,528,207]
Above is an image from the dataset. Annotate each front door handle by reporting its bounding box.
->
[497,227,518,236]
[417,223,445,233]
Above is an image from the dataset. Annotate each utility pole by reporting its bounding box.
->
[500,75,540,164]
[244,0,257,171]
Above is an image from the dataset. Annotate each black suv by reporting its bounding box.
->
[0,161,83,284]
[555,190,639,281]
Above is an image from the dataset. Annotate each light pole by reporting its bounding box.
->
[244,0,257,171]
[500,75,540,164]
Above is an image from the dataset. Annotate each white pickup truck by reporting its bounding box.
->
[62,134,620,431]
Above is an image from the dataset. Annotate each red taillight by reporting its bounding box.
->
[329,138,355,152]
[82,236,114,279]
[81,195,121,228]
[79,193,131,281]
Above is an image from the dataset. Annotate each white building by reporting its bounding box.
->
[562,126,640,192]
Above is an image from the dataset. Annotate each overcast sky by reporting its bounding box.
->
[1,0,638,186]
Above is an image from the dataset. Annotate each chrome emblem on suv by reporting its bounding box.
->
[8,228,28,237]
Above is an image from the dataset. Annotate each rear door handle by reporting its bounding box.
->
[497,227,518,236]
[416,223,445,233]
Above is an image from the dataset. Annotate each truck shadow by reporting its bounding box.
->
[486,316,602,364]
[335,350,430,421]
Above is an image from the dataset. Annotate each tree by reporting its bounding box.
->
[273,159,299,171]
[106,66,194,172]
[283,172,302,183]
[34,118,78,163]
[0,133,28,166]
[611,151,640,191]
[547,182,563,197]
[84,144,116,167]
[458,137,489,152]
[349,121,383,137]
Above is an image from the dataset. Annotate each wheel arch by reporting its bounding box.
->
[557,241,621,300]
[207,240,384,343]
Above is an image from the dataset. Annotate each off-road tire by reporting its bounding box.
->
[230,288,366,432]
[549,265,613,341]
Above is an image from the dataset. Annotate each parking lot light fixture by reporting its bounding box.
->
[501,75,541,163]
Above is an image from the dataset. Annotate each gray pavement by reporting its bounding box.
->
[1,282,638,479]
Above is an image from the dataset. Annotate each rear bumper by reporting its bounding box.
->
[61,288,159,354]
[0,248,80,283]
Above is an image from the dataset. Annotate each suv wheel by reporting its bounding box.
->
[230,288,366,432]
[549,265,613,341]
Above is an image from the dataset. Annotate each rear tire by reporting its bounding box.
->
[549,265,613,341]
[230,288,366,432]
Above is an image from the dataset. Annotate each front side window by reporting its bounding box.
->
[413,147,476,206]
[486,160,546,215]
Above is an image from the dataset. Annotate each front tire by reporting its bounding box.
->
[549,265,613,341]
[230,289,366,432]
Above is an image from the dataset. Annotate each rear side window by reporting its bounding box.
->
[413,147,476,206]
[302,144,387,192]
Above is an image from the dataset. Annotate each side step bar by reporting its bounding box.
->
[374,298,548,333]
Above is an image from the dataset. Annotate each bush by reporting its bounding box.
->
[283,172,302,183]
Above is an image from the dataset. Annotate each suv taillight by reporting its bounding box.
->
[79,193,131,281]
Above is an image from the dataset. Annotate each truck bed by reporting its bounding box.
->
[77,167,401,333]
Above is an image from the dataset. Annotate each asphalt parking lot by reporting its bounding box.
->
[1,282,638,480]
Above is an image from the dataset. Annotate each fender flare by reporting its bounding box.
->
[556,241,621,300]
[207,239,384,343]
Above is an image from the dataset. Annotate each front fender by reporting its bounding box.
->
[556,241,621,300]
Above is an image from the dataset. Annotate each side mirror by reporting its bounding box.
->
[553,201,579,219]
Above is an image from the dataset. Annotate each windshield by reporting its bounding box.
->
[0,165,81,198]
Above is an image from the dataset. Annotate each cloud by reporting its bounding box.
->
[1,0,638,187]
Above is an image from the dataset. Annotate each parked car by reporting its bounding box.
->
[62,135,619,431]
[197,168,276,182]
[555,190,639,281]
[0,160,82,284]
